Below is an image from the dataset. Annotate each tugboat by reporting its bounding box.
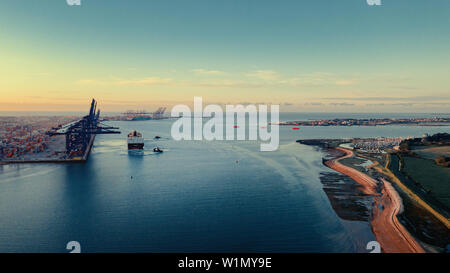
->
[153,147,163,153]
[127,130,144,150]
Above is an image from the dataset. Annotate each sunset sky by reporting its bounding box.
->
[1,0,449,112]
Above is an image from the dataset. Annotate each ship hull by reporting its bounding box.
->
[128,143,144,150]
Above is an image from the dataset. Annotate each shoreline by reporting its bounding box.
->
[372,156,450,229]
[324,147,425,253]
[0,134,96,165]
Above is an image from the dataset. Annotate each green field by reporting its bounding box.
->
[402,156,450,208]
[411,145,450,160]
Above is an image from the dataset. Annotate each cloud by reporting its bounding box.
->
[322,95,450,102]
[77,77,173,86]
[78,77,268,89]
[391,103,414,107]
[24,96,87,102]
[295,72,333,86]
[278,72,355,87]
[422,102,450,106]
[245,71,352,87]
[192,69,226,76]
[116,77,172,86]
[75,71,360,90]
[32,72,54,76]
[329,102,355,106]
[304,102,324,106]
[388,85,419,90]
[335,80,355,86]
[194,80,264,88]
[365,102,450,107]
[246,70,280,81]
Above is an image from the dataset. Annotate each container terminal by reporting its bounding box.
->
[0,99,120,164]
[104,107,167,121]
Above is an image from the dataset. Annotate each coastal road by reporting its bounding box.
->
[372,179,425,253]
[325,148,425,253]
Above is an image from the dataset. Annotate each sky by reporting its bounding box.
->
[0,0,449,112]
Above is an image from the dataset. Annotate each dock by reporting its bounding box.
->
[0,99,119,164]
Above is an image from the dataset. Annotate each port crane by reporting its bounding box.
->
[47,99,120,157]
[122,110,151,115]
[153,107,167,119]
[121,107,167,120]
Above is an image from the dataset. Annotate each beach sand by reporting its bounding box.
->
[324,148,425,253]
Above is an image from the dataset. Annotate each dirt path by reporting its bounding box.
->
[371,179,425,253]
[324,148,425,253]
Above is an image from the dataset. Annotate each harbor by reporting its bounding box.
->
[0,100,174,164]
[1,114,449,252]
[0,99,120,164]
[1,0,450,259]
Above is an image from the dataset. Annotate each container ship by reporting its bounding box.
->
[127,130,144,150]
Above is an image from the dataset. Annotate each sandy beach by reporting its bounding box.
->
[324,148,425,253]
[324,148,378,196]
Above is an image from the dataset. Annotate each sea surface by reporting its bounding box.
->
[1,113,449,253]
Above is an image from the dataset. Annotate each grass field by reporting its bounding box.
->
[410,146,450,160]
[402,156,450,208]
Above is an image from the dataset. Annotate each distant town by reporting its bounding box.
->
[276,117,450,127]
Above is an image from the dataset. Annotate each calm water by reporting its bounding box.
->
[1,113,449,253]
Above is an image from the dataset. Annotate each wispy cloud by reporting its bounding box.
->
[76,71,359,90]
[116,77,172,86]
[329,102,355,106]
[192,69,226,76]
[304,102,324,106]
[194,80,264,88]
[246,70,281,81]
[77,77,173,86]
[323,95,450,102]
[335,80,355,86]
[391,103,414,107]
[278,72,355,87]
[292,72,334,86]
[365,102,450,107]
